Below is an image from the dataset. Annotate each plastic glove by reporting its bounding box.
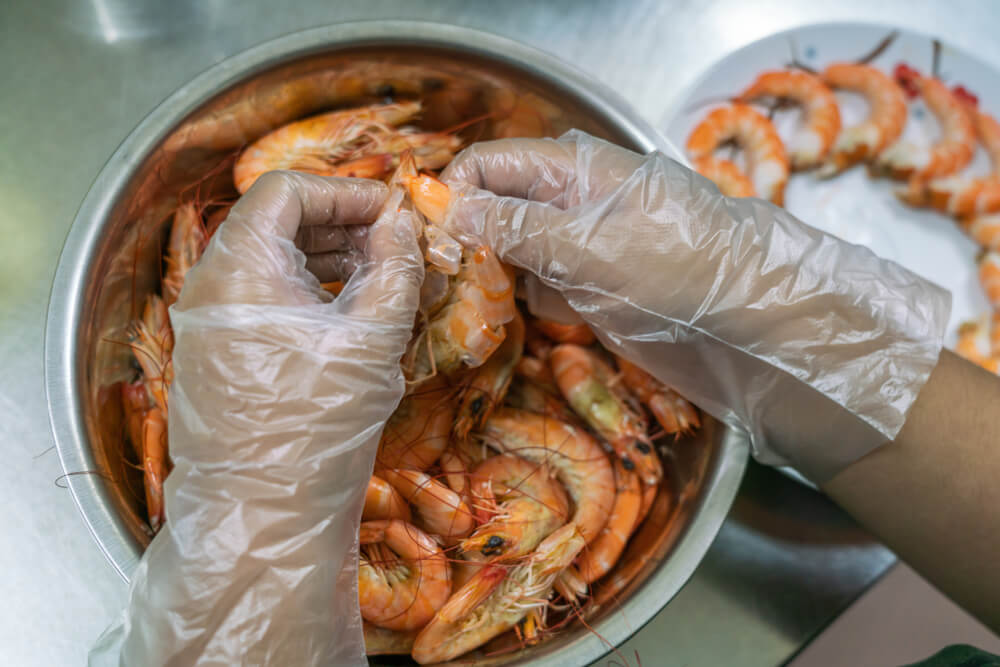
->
[441,131,950,483]
[91,172,423,666]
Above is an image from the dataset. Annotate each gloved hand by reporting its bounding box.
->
[441,131,950,482]
[91,172,423,666]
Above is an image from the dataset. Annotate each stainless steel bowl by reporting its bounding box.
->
[45,21,749,665]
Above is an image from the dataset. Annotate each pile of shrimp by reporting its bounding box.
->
[687,48,1000,373]
[121,94,702,663]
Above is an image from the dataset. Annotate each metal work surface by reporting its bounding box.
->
[2,1,996,665]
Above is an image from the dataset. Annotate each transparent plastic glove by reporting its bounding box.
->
[442,131,950,482]
[90,172,423,666]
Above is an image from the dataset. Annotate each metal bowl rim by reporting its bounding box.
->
[44,19,749,665]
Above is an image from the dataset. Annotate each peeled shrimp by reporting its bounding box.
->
[955,315,1000,374]
[737,70,842,170]
[614,354,700,436]
[411,523,586,664]
[358,519,452,631]
[875,66,975,182]
[549,344,662,485]
[818,63,908,176]
[979,251,1000,309]
[380,468,476,541]
[575,458,642,584]
[964,213,1000,251]
[232,101,460,193]
[363,475,412,522]
[482,408,615,544]
[686,104,789,205]
[692,156,756,198]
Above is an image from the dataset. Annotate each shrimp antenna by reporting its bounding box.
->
[932,38,942,78]
[856,30,899,64]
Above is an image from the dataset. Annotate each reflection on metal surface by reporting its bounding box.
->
[44,23,748,666]
[64,0,227,43]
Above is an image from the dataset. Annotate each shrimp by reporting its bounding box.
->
[979,251,1000,309]
[128,294,174,415]
[141,407,168,534]
[121,378,150,460]
[954,316,1000,374]
[232,101,461,193]
[964,213,1000,251]
[482,408,615,544]
[874,65,975,182]
[377,375,454,470]
[908,105,1000,216]
[161,202,207,307]
[514,355,559,395]
[635,481,659,531]
[818,63,908,176]
[576,458,642,584]
[411,523,586,664]
[461,455,570,560]
[614,354,701,436]
[532,318,596,346]
[363,475,412,522]
[504,376,580,426]
[737,70,842,170]
[379,469,476,541]
[454,311,524,440]
[549,344,662,485]
[358,519,452,631]
[363,623,417,656]
[686,104,789,205]
[692,156,756,198]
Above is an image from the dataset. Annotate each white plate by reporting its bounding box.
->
[663,21,997,344]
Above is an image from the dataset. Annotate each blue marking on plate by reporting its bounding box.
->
[805,45,817,60]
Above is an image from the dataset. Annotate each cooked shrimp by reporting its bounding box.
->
[482,408,615,544]
[692,156,756,198]
[514,355,559,395]
[533,319,596,345]
[121,378,150,460]
[363,475,412,522]
[635,481,659,532]
[504,376,580,426]
[454,311,524,440]
[875,66,975,182]
[358,519,452,631]
[128,294,174,415]
[979,251,1000,309]
[954,316,1000,374]
[380,469,476,541]
[737,70,842,170]
[141,407,168,534]
[363,622,417,656]
[549,344,662,485]
[818,63,907,176]
[575,459,641,584]
[377,375,454,470]
[411,523,586,664]
[232,101,461,193]
[614,354,700,436]
[964,213,1000,251]
[686,104,789,204]
[461,455,570,560]
[162,202,207,307]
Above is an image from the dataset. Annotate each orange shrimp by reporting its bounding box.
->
[482,408,615,544]
[954,316,1000,374]
[454,311,524,440]
[363,475,413,522]
[161,202,207,307]
[514,355,559,395]
[504,376,580,426]
[576,459,642,584]
[875,66,975,182]
[979,251,1000,309]
[121,378,150,460]
[532,318,596,345]
[377,375,454,470]
[686,104,789,205]
[411,523,586,664]
[737,70,842,170]
[232,101,461,193]
[461,455,570,561]
[141,407,168,534]
[549,344,662,485]
[964,213,1000,252]
[358,519,452,631]
[379,469,476,541]
[128,294,174,415]
[692,156,756,198]
[635,480,659,531]
[614,354,701,436]
[818,63,908,175]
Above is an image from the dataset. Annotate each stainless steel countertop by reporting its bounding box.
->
[3,1,996,665]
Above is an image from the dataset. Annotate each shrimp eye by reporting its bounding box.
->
[375,83,396,100]
[621,457,635,471]
[635,442,651,455]
[470,396,484,415]
[481,535,505,556]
